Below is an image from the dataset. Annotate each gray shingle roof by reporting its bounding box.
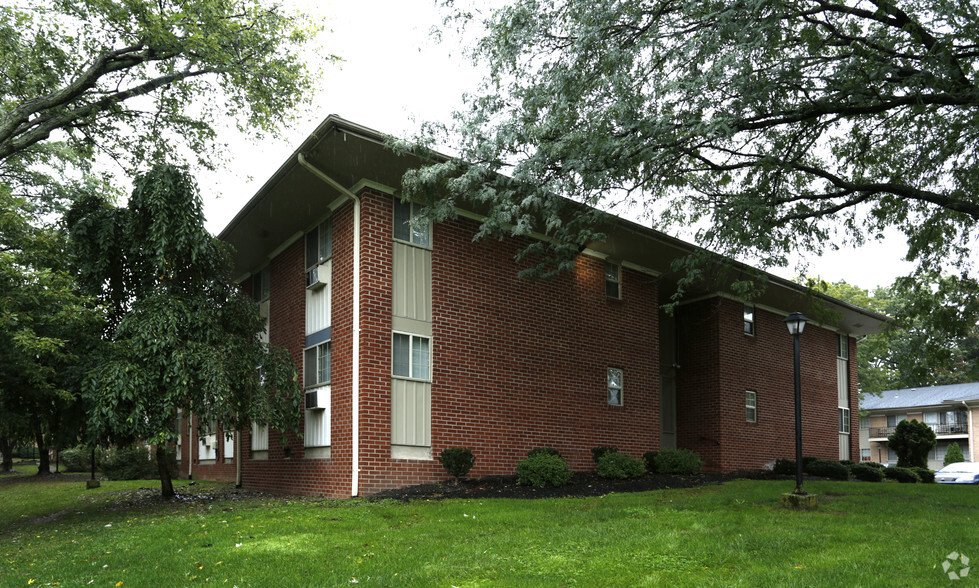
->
[861,383,979,410]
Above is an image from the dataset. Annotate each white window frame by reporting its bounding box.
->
[392,332,431,381]
[605,262,621,299]
[837,333,849,359]
[223,431,234,460]
[744,305,755,336]
[304,341,331,388]
[839,407,851,434]
[251,422,269,452]
[607,367,624,406]
[393,200,431,248]
[306,218,333,270]
[746,390,757,423]
[252,265,270,303]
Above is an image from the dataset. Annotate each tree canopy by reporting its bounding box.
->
[405,0,978,281]
[68,164,301,497]
[0,0,326,173]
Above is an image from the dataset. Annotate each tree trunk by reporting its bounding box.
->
[33,418,50,475]
[156,444,175,498]
[0,436,12,472]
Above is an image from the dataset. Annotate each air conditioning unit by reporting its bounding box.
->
[305,265,328,290]
[306,390,326,410]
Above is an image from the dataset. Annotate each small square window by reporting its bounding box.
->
[746,391,757,422]
[605,262,621,299]
[743,305,755,336]
[393,333,431,380]
[394,200,431,247]
[304,341,331,388]
[607,368,624,406]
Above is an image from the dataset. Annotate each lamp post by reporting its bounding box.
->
[784,311,809,495]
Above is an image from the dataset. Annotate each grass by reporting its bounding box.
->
[0,477,975,586]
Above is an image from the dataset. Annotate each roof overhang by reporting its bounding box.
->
[219,115,888,337]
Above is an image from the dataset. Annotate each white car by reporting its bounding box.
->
[935,462,979,484]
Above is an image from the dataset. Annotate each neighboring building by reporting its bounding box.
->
[177,115,886,497]
[860,383,978,469]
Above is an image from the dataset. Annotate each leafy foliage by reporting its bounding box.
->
[850,464,884,483]
[438,447,476,480]
[407,0,979,293]
[527,447,563,459]
[590,446,618,464]
[944,442,965,466]
[912,467,935,484]
[67,164,302,496]
[643,451,658,473]
[884,467,921,484]
[654,449,703,475]
[515,453,573,487]
[773,458,797,476]
[596,452,645,480]
[101,446,170,481]
[822,277,979,394]
[804,459,849,481]
[887,419,937,469]
[0,0,327,170]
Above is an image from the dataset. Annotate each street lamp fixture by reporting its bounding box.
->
[784,311,809,495]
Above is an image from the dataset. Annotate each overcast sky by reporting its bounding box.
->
[199,0,916,292]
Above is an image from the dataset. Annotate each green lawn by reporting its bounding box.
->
[0,477,974,586]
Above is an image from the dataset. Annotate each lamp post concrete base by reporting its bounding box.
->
[781,492,818,510]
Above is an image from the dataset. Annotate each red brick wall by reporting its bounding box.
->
[675,297,854,472]
[354,192,660,495]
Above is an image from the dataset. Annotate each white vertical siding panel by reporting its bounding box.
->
[391,379,431,447]
[837,358,848,406]
[305,260,331,335]
[304,386,331,447]
[392,243,431,322]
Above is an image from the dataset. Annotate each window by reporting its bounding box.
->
[252,265,270,303]
[743,305,755,335]
[886,414,904,427]
[393,333,430,380]
[393,200,431,247]
[839,408,851,434]
[306,219,332,269]
[746,391,757,422]
[860,416,869,430]
[605,262,621,299]
[860,448,871,461]
[607,368,624,406]
[251,422,269,452]
[304,341,331,388]
[837,334,848,359]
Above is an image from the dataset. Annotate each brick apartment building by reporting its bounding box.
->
[176,116,886,497]
[860,383,979,469]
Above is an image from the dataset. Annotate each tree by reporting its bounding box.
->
[0,187,102,474]
[944,441,965,466]
[68,164,302,498]
[406,0,978,284]
[888,419,936,468]
[0,0,326,171]
[821,275,979,395]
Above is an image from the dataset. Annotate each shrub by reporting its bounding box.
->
[913,467,935,483]
[884,467,921,484]
[772,458,796,475]
[887,419,936,468]
[60,447,96,472]
[102,446,157,480]
[804,459,849,481]
[527,447,563,460]
[438,448,476,480]
[596,452,646,479]
[839,460,855,468]
[591,446,618,464]
[654,449,703,475]
[516,454,573,487]
[802,456,819,469]
[850,463,884,482]
[863,461,886,470]
[643,451,658,473]
[945,442,965,466]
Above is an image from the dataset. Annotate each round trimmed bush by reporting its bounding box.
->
[438,448,476,480]
[804,459,849,480]
[863,462,886,470]
[912,467,935,483]
[591,446,618,464]
[527,447,563,460]
[884,466,921,484]
[773,458,796,475]
[850,463,884,482]
[596,452,645,479]
[516,454,573,487]
[654,449,703,475]
[59,447,93,472]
